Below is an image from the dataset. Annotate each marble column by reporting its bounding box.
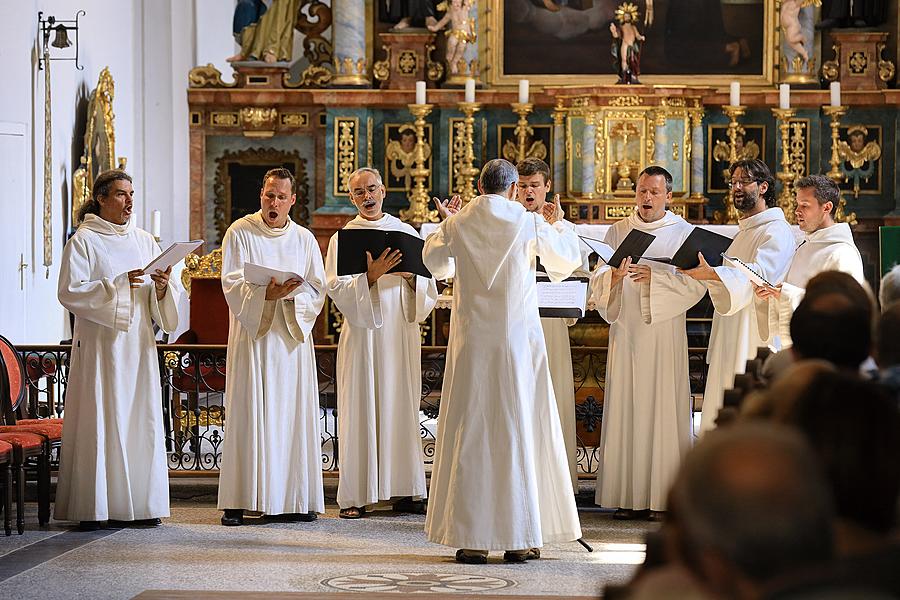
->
[582,111,596,198]
[690,108,705,197]
[332,0,369,86]
[653,111,668,166]
[553,109,566,195]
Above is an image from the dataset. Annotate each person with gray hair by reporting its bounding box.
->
[879,264,900,310]
[755,173,865,349]
[670,422,835,598]
[423,158,583,563]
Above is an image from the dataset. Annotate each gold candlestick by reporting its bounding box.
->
[719,105,746,224]
[400,103,439,225]
[823,105,856,225]
[772,107,797,224]
[510,102,534,163]
[456,101,481,204]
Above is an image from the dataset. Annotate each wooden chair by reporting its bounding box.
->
[0,335,55,530]
[0,439,12,535]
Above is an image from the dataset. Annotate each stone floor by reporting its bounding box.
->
[0,478,655,599]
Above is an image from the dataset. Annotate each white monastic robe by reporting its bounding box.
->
[55,214,179,522]
[324,214,438,509]
[423,194,583,551]
[590,211,706,511]
[759,222,865,348]
[540,220,591,494]
[217,212,326,515]
[700,207,795,433]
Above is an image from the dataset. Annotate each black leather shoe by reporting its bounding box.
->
[503,548,540,562]
[78,521,102,531]
[108,518,161,528]
[613,508,650,520]
[455,549,488,564]
[221,509,244,526]
[647,511,665,522]
[392,497,427,514]
[269,512,317,523]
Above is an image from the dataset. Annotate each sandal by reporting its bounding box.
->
[339,506,365,519]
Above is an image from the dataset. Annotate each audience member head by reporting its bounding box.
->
[78,169,134,225]
[729,159,776,213]
[478,159,519,200]
[515,157,551,213]
[793,174,838,234]
[259,167,296,229]
[670,423,834,598]
[880,264,900,311]
[876,302,900,369]
[347,167,386,222]
[635,165,673,223]
[780,370,900,543]
[790,271,874,371]
[741,360,835,421]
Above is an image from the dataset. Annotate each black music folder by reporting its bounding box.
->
[643,227,733,269]
[604,229,657,267]
[336,228,432,278]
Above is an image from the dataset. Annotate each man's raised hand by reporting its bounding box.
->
[433,195,462,220]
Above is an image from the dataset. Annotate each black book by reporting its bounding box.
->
[604,229,657,267]
[644,227,734,269]
[337,228,432,278]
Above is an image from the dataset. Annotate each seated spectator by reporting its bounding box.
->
[879,264,900,310]
[875,303,900,396]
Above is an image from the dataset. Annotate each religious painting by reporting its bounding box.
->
[488,0,775,85]
[837,125,882,198]
[384,123,433,193]
[213,148,310,245]
[496,124,552,169]
[706,124,766,193]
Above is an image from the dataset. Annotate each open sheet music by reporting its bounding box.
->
[244,262,320,297]
[143,240,204,274]
[536,276,590,318]
[721,254,775,287]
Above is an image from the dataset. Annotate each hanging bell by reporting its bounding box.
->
[51,24,71,49]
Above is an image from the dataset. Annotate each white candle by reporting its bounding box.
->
[779,84,790,110]
[151,210,161,239]
[415,81,426,105]
[829,81,841,107]
[729,81,740,107]
[518,79,529,104]
[464,78,475,103]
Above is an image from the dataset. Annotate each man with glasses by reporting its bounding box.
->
[681,159,795,434]
[324,167,438,519]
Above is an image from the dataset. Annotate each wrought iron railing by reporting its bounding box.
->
[15,343,708,476]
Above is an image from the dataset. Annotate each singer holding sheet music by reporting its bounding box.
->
[679,159,795,434]
[55,169,181,529]
[217,168,326,526]
[588,166,705,521]
[324,168,438,519]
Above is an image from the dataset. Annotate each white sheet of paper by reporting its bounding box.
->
[579,236,614,263]
[143,240,204,274]
[536,280,589,314]
[244,262,320,297]
[721,254,773,287]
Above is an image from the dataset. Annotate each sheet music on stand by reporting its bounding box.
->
[536,276,590,318]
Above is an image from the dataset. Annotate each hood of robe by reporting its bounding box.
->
[804,222,855,246]
[738,206,786,231]
[346,213,401,230]
[244,210,295,238]
[79,213,136,236]
[450,193,528,290]
[627,209,684,232]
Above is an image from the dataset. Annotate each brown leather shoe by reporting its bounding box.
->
[455,549,488,564]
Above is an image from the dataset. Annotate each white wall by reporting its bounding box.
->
[0,0,236,343]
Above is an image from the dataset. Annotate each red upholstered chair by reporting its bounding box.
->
[0,335,54,529]
[0,439,12,535]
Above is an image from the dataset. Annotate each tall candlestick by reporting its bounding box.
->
[779,84,790,110]
[464,78,475,103]
[518,79,529,104]
[151,210,161,240]
[829,82,841,108]
[729,81,740,107]
[415,81,426,105]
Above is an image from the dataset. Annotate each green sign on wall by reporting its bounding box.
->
[880,226,900,276]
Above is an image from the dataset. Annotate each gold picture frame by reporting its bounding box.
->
[482,0,779,87]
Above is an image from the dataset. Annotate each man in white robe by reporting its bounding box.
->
[56,170,179,529]
[324,167,438,519]
[423,159,583,564]
[590,166,706,520]
[516,157,590,494]
[217,168,327,526]
[755,174,865,348]
[681,159,795,434]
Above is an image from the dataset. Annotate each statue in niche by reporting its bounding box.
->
[227,0,302,63]
[838,125,881,198]
[386,125,430,191]
[610,3,644,84]
[384,1,438,30]
[428,0,476,75]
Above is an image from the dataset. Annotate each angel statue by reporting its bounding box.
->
[610,3,644,85]
[386,125,430,192]
[838,125,881,199]
[428,0,476,75]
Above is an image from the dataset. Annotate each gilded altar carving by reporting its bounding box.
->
[334,118,358,195]
[181,248,223,294]
[188,64,236,88]
[385,123,432,192]
[240,107,278,130]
